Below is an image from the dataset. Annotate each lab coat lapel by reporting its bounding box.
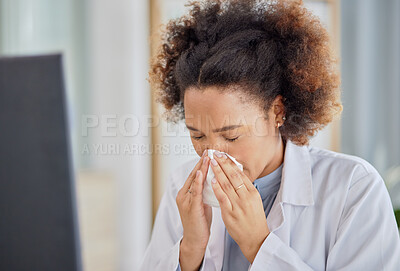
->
[266,140,315,244]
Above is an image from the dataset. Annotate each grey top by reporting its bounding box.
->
[221,163,283,271]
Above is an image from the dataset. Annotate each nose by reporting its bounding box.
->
[202,142,229,155]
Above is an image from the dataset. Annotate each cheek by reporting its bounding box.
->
[190,139,203,157]
[234,136,271,179]
[230,143,256,174]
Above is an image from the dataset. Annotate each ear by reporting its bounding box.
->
[273,95,286,120]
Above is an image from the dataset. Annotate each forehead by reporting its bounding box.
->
[185,85,243,107]
[184,86,265,127]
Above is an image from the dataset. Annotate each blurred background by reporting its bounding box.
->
[0,0,398,270]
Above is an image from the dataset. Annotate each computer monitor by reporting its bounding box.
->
[0,54,82,271]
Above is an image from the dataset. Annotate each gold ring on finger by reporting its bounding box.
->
[234,183,245,191]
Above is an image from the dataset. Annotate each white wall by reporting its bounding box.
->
[84,0,152,270]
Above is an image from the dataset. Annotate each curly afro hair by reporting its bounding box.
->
[148,0,343,146]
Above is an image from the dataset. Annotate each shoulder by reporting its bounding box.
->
[305,146,389,225]
[307,145,381,184]
[308,146,385,198]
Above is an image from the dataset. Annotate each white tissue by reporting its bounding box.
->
[202,149,244,208]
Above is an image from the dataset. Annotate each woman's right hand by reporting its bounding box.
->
[176,150,212,269]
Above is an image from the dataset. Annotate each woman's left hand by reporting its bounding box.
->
[210,151,270,263]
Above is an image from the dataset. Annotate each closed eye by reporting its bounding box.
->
[191,136,204,140]
[226,136,239,142]
[191,135,240,142]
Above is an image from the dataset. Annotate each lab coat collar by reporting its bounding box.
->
[277,139,315,206]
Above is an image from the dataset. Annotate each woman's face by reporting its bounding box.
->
[184,85,286,182]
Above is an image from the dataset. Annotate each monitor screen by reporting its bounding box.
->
[0,54,82,271]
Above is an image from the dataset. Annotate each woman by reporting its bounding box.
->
[139,0,400,270]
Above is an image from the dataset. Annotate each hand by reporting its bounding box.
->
[210,151,270,263]
[176,150,212,267]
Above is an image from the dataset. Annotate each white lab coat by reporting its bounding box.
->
[139,140,400,270]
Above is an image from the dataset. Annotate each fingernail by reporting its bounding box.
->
[214,150,223,158]
[196,170,200,178]
[203,156,208,165]
[202,149,207,157]
[211,159,218,166]
[212,178,216,184]
[222,154,227,159]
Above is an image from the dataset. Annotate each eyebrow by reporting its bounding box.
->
[185,124,243,133]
